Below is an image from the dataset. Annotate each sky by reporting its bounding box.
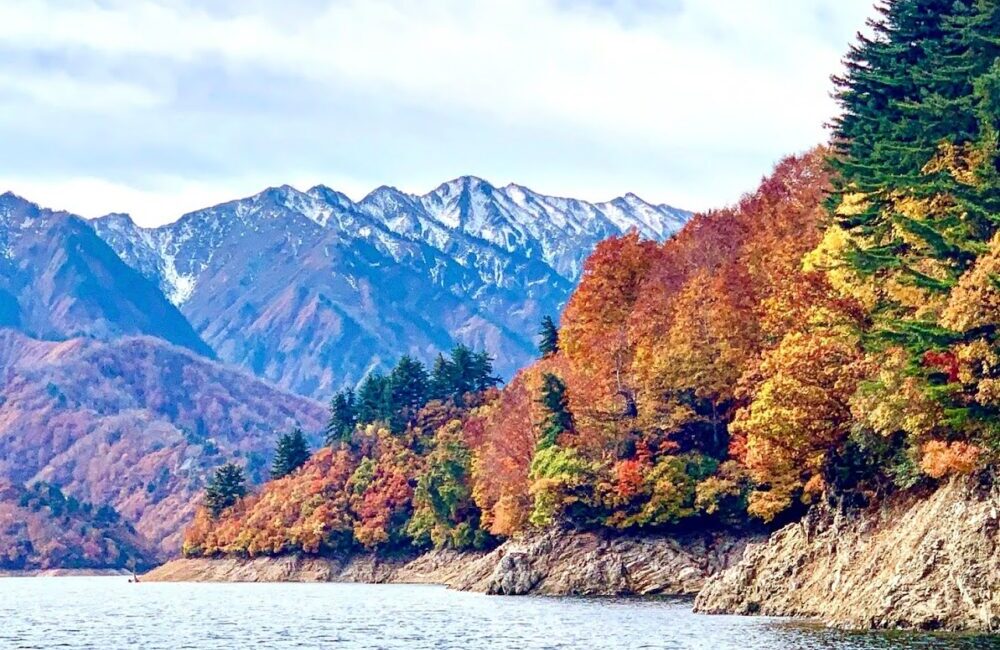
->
[0,0,877,227]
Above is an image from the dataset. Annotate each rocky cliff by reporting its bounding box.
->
[143,528,752,597]
[695,475,1000,632]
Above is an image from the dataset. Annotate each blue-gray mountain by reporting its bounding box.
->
[0,192,211,357]
[91,176,689,398]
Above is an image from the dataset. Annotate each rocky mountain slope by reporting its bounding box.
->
[0,192,210,356]
[93,178,689,397]
[695,475,1000,632]
[0,329,326,555]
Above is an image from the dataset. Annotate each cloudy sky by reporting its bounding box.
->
[1,0,876,226]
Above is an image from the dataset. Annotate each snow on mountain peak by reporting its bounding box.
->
[73,177,693,399]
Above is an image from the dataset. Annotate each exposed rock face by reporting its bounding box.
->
[142,550,495,586]
[143,528,752,597]
[695,475,1000,631]
[0,193,210,357]
[472,528,751,596]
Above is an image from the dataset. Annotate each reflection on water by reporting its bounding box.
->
[0,577,996,649]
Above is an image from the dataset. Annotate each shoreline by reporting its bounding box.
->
[0,568,131,578]
[143,528,752,598]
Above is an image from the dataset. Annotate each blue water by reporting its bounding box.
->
[0,577,996,649]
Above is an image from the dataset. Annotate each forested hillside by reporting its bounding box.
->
[0,481,153,571]
[183,0,1000,560]
[0,330,326,555]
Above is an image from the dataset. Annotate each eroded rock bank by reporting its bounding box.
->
[144,528,752,597]
[695,475,1000,632]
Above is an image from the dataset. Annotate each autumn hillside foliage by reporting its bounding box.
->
[186,0,1000,557]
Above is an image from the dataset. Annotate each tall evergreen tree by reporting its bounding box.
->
[831,0,1000,291]
[429,345,501,402]
[471,350,501,393]
[271,428,311,479]
[428,353,452,401]
[387,355,430,432]
[536,373,574,449]
[357,371,391,424]
[538,315,560,357]
[204,463,247,519]
[828,0,1000,438]
[325,388,357,446]
[388,356,430,413]
[448,343,477,397]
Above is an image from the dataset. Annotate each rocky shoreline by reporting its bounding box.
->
[143,528,753,597]
[695,475,1000,632]
[142,477,1000,632]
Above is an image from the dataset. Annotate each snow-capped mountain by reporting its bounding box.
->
[0,192,211,356]
[91,177,689,398]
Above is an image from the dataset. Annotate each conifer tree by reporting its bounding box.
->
[204,463,247,519]
[387,355,429,432]
[828,0,1000,446]
[448,344,477,397]
[270,428,311,479]
[830,0,1000,295]
[428,353,451,401]
[325,389,357,446]
[536,373,574,449]
[429,345,500,402]
[538,315,560,357]
[471,350,501,393]
[357,371,391,424]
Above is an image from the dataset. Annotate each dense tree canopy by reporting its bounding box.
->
[186,0,1000,556]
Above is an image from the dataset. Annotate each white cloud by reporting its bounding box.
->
[0,0,877,224]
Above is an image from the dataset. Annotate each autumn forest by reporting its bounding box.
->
[184,0,1000,560]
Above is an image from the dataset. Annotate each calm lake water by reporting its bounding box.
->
[0,577,997,649]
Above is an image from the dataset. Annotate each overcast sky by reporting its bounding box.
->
[0,0,877,227]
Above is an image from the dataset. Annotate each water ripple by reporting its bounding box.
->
[0,577,996,649]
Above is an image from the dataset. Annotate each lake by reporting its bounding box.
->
[0,577,996,649]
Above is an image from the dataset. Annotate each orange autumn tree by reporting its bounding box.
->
[184,149,876,553]
[560,232,662,451]
[182,446,356,557]
[466,359,566,536]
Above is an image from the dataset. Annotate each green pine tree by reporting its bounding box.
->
[538,315,560,357]
[471,350,501,393]
[325,389,357,446]
[829,0,1000,437]
[831,0,1000,290]
[357,371,391,424]
[204,463,247,519]
[270,428,311,479]
[536,372,574,450]
[428,353,452,401]
[428,345,501,402]
[387,355,430,432]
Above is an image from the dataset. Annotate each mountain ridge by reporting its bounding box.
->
[0,192,212,357]
[9,179,689,400]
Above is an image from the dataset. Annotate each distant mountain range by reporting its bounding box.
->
[0,192,210,356]
[90,177,690,397]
